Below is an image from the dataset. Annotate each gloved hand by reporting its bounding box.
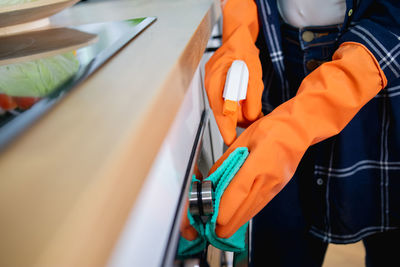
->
[180,201,198,241]
[205,0,264,146]
[209,42,387,238]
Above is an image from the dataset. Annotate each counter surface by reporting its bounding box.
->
[0,0,220,266]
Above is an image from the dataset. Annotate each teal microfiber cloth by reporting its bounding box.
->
[178,147,249,257]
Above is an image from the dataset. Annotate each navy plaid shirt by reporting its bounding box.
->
[256,0,400,243]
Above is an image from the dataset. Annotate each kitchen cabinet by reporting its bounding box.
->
[108,24,225,265]
[0,1,221,266]
[108,67,206,267]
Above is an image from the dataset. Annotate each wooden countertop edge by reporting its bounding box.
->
[32,3,220,267]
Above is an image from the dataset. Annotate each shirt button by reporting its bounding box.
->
[302,31,314,42]
[306,59,320,71]
[348,9,353,17]
[317,178,324,185]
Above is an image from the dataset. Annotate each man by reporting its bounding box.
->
[205,0,400,266]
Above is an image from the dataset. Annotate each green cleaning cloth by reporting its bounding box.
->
[178,147,249,256]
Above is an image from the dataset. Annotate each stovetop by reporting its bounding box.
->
[0,16,156,150]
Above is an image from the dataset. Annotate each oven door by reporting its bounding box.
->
[161,109,214,266]
[161,109,250,267]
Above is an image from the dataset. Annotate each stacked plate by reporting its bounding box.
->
[0,0,79,29]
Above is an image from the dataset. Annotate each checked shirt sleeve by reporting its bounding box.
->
[339,0,400,83]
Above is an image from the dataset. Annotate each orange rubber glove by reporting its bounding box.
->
[205,0,264,146]
[180,200,198,241]
[210,42,387,238]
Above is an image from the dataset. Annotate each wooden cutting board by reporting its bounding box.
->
[0,27,98,66]
[0,0,80,28]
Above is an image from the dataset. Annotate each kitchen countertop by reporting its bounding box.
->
[0,0,220,266]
